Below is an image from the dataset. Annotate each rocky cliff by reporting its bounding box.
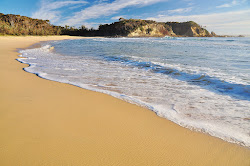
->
[97,19,173,37]
[127,23,175,37]
[98,19,212,37]
[166,21,211,37]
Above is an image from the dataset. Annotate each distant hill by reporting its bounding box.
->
[97,19,172,37]
[97,18,212,37]
[0,13,62,35]
[0,13,213,37]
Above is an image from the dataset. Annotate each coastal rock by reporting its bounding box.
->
[166,21,212,37]
[98,19,211,37]
[211,31,217,36]
[128,23,175,37]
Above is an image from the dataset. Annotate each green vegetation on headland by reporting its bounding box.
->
[0,13,62,35]
[0,13,227,37]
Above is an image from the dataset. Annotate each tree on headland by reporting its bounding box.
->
[119,17,125,21]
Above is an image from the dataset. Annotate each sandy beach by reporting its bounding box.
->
[0,36,249,166]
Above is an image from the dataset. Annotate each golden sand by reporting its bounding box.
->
[0,36,249,166]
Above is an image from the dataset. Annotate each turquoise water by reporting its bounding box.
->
[18,37,250,147]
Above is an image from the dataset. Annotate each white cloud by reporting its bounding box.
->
[32,0,88,24]
[95,0,109,3]
[147,10,250,35]
[216,3,231,8]
[167,7,192,14]
[83,22,104,29]
[216,0,244,8]
[63,0,168,26]
[182,0,194,6]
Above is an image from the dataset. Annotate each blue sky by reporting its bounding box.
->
[0,0,249,35]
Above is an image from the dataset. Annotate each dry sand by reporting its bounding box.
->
[0,36,249,166]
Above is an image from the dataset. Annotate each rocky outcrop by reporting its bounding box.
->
[211,31,217,37]
[98,19,173,37]
[128,23,175,37]
[97,19,212,37]
[166,21,211,37]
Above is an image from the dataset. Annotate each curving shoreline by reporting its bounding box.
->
[0,36,249,166]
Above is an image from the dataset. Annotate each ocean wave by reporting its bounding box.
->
[17,38,250,147]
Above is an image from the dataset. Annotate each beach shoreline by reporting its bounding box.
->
[0,36,249,165]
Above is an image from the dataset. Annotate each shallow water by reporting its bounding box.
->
[18,37,250,147]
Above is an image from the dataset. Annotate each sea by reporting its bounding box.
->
[18,37,250,147]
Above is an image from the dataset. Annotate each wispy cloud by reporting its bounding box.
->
[32,0,88,24]
[63,0,168,26]
[167,7,192,14]
[182,0,194,6]
[216,0,237,8]
[216,0,246,8]
[147,10,250,35]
